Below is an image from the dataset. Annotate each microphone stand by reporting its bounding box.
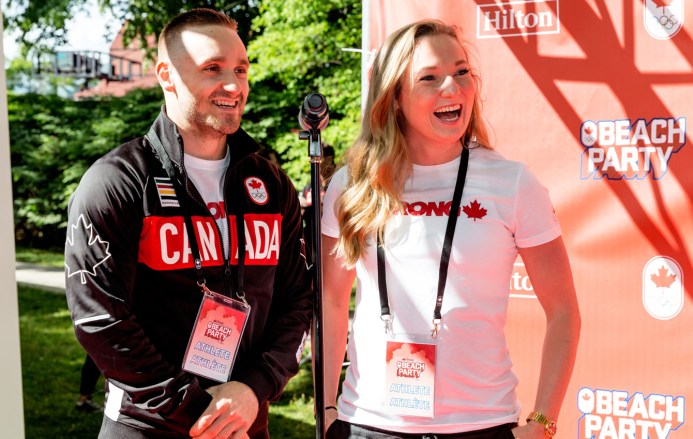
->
[298,127,326,439]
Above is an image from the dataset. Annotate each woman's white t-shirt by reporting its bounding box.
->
[321,146,561,434]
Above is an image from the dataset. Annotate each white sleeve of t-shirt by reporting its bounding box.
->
[512,165,562,248]
[321,166,349,238]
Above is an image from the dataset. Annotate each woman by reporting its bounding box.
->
[321,19,580,439]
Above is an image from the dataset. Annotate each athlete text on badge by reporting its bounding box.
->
[389,398,431,410]
[390,384,431,395]
[193,341,231,360]
[190,355,228,374]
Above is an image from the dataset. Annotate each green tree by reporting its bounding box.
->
[9,87,163,248]
[244,0,362,186]
[3,0,261,56]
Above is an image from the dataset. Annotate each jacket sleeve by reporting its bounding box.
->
[233,168,314,403]
[64,152,212,434]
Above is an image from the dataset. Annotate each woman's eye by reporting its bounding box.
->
[419,75,435,81]
[456,69,470,76]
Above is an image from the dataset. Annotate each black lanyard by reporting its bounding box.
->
[377,146,469,337]
[145,128,245,299]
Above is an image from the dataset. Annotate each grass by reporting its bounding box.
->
[18,285,316,438]
[15,246,65,268]
[19,286,105,438]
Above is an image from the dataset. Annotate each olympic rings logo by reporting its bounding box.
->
[652,14,679,30]
[250,192,267,201]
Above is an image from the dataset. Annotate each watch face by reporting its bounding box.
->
[546,421,558,437]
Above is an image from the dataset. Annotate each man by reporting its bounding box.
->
[64,9,313,439]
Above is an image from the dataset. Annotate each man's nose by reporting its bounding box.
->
[221,72,242,93]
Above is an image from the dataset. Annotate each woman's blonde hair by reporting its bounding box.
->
[334,19,492,266]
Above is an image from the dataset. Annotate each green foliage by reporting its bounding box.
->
[9,87,163,248]
[4,0,261,57]
[244,0,362,187]
[3,0,88,54]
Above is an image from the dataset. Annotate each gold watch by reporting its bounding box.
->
[526,411,557,438]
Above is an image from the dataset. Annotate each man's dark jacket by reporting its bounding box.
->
[65,109,313,437]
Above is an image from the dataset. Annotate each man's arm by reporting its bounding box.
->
[65,157,212,434]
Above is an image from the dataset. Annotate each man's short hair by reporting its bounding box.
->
[160,8,238,52]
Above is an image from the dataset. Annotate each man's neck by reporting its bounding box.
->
[178,128,228,160]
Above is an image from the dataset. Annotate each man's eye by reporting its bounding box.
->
[204,65,221,72]
[235,68,248,74]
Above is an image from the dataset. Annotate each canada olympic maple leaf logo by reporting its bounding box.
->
[651,265,677,289]
[462,199,487,221]
[642,256,683,320]
[65,214,112,284]
[244,177,269,205]
[644,0,683,40]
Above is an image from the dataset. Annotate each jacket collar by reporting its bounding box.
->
[149,105,260,171]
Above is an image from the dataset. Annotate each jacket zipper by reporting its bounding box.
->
[181,163,235,297]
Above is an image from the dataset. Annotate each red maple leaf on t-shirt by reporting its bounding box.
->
[248,179,262,190]
[462,200,487,221]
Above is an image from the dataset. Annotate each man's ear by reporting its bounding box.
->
[156,60,176,92]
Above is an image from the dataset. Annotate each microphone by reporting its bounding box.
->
[298,93,329,131]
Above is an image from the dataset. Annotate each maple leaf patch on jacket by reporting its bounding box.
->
[65,214,112,284]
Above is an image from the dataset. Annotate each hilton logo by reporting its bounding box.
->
[476,0,560,39]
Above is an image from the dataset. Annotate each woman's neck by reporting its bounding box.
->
[406,140,463,166]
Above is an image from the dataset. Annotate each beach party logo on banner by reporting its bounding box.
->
[644,0,684,40]
[476,0,560,39]
[577,387,685,438]
[643,256,684,320]
[579,117,686,180]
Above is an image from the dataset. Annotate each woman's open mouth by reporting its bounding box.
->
[434,104,461,122]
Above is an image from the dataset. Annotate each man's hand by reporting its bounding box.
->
[190,381,259,439]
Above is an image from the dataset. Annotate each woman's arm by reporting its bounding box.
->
[320,235,356,428]
[514,236,581,439]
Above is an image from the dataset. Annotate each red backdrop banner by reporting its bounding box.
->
[366,1,691,437]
